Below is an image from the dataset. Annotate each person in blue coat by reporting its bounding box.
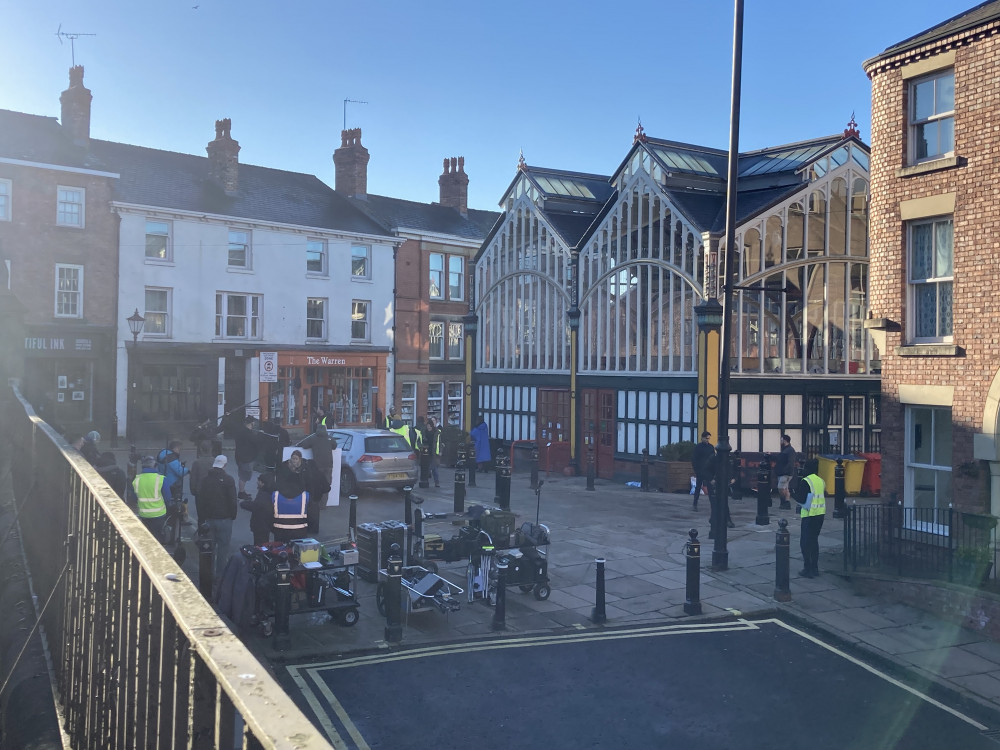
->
[470,416,492,473]
[156,440,190,502]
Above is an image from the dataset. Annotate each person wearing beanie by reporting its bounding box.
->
[196,455,238,579]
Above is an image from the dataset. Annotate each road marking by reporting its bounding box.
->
[761,618,989,732]
[285,668,358,750]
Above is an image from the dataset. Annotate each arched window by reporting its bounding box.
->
[829,178,848,256]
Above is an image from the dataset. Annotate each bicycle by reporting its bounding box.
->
[161,497,190,565]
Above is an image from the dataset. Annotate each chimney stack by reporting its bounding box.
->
[438,157,469,217]
[333,128,370,199]
[60,66,92,148]
[206,118,240,195]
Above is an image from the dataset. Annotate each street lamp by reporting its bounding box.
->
[126,308,144,441]
[462,310,478,434]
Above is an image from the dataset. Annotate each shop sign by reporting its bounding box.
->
[305,356,347,366]
[23,336,95,353]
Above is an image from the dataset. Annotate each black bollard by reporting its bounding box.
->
[468,441,477,488]
[494,447,512,511]
[413,507,423,539]
[419,441,430,489]
[274,556,292,651]
[492,558,508,631]
[640,449,649,492]
[403,485,413,526]
[774,518,791,602]
[384,543,403,643]
[683,529,702,615]
[591,557,607,624]
[454,444,467,514]
[756,455,771,526]
[348,494,358,541]
[586,446,596,491]
[530,445,540,490]
[196,522,215,599]
[833,457,847,519]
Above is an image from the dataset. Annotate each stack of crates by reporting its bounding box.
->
[480,509,517,548]
[356,520,406,581]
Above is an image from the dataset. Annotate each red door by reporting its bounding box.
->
[582,389,616,479]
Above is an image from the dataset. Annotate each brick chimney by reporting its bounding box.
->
[333,128,370,198]
[60,66,92,148]
[206,118,240,195]
[438,157,469,217]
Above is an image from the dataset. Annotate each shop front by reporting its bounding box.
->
[22,325,115,437]
[265,351,388,434]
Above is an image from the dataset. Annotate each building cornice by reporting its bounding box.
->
[864,19,1000,78]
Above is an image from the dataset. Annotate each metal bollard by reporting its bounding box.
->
[349,494,358,541]
[494,447,511,511]
[756,455,771,526]
[413,507,423,538]
[419,441,430,489]
[274,556,292,651]
[468,441,477,488]
[530,446,540,490]
[384,543,404,643]
[591,557,607,624]
[833,458,847,519]
[492,558,508,631]
[196,522,215,599]
[403,485,413,526]
[774,518,791,602]
[684,529,702,615]
[640,449,649,492]
[454,445,466,514]
[586,447,596,491]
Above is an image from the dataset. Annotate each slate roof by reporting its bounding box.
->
[349,194,500,242]
[866,0,1000,65]
[0,109,392,238]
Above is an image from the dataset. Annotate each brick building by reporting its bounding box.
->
[864,0,1000,514]
[0,67,119,437]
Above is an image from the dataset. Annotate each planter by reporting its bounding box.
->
[653,460,693,493]
[955,558,994,588]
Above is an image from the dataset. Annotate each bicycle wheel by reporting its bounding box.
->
[161,515,179,547]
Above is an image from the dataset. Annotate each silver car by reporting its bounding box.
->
[328,428,418,494]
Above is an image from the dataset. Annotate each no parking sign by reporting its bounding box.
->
[260,352,278,383]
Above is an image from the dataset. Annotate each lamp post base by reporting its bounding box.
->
[711,550,729,571]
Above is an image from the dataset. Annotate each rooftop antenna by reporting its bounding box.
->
[55,24,97,67]
[343,98,368,131]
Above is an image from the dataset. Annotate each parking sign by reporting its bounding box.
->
[260,352,278,383]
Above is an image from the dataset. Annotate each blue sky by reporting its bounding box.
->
[0,0,981,211]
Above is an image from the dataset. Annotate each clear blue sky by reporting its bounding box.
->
[0,0,980,211]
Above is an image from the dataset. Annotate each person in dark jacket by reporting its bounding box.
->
[774,434,797,510]
[691,431,715,510]
[233,416,258,499]
[242,471,276,545]
[298,429,336,532]
[188,441,215,511]
[197,455,238,578]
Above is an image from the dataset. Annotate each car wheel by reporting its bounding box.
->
[340,468,357,496]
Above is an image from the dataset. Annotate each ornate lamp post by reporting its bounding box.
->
[462,310,478,434]
[126,308,144,442]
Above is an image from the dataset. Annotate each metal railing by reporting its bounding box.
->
[5,386,333,749]
[843,501,997,586]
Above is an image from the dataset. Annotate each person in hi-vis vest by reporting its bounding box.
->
[133,455,168,539]
[793,458,826,578]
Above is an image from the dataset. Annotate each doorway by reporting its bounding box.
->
[582,389,616,479]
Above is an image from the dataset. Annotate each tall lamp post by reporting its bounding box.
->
[126,308,145,442]
[462,310,478,434]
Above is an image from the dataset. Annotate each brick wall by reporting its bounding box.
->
[868,29,1000,509]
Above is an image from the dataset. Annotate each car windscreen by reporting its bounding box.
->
[364,435,411,453]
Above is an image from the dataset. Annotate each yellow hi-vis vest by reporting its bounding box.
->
[272,491,309,532]
[133,472,167,519]
[391,425,412,447]
[801,474,826,518]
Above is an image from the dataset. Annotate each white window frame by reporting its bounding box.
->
[55,264,83,318]
[448,321,464,360]
[228,229,251,269]
[429,321,445,359]
[448,256,465,301]
[0,178,10,222]
[351,244,371,280]
[429,253,444,299]
[215,291,262,339]
[145,219,172,262]
[909,69,955,164]
[56,186,85,227]
[904,405,952,535]
[351,300,370,342]
[907,216,953,344]
[306,239,327,276]
[144,287,172,337]
[306,297,327,340]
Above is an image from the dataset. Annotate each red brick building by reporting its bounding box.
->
[0,67,119,437]
[864,1,1000,514]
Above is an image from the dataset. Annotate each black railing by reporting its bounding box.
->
[844,502,997,586]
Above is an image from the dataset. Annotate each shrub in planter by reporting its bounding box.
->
[654,441,697,492]
[955,545,994,587]
[658,441,696,462]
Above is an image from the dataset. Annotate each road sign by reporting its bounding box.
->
[260,352,278,383]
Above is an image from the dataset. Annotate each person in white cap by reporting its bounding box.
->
[196,455,238,581]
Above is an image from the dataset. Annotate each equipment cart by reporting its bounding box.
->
[241,541,361,635]
[467,522,551,603]
[375,565,464,617]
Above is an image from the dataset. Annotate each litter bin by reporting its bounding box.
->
[511,441,537,473]
[817,454,866,495]
[856,452,881,496]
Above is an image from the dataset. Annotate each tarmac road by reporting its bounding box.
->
[284,618,999,750]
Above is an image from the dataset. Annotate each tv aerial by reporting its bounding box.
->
[55,24,97,67]
[343,98,367,131]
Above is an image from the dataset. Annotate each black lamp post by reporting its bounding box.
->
[126,308,145,442]
[463,310,478,434]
